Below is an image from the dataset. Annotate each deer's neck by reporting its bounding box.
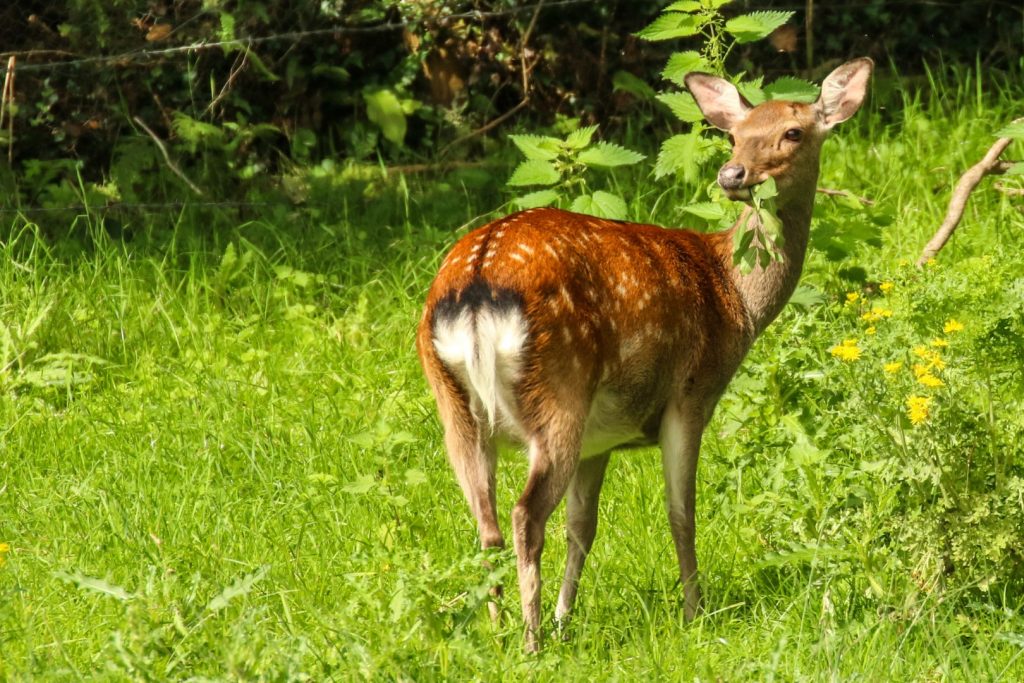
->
[725,191,815,337]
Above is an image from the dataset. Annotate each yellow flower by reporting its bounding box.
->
[861,306,894,323]
[943,319,964,334]
[845,292,860,305]
[912,363,929,379]
[930,338,949,348]
[830,338,861,362]
[0,542,8,567]
[907,395,931,425]
[866,326,877,335]
[884,361,903,373]
[879,282,895,294]
[926,258,938,267]
[917,373,944,388]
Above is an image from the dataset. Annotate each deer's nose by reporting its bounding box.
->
[717,163,746,190]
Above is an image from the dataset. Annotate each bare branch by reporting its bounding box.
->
[917,120,1022,266]
[816,186,875,206]
[132,116,205,196]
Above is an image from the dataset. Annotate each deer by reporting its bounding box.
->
[416,58,872,651]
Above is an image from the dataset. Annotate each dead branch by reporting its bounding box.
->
[438,0,546,157]
[1,56,15,163]
[204,44,251,118]
[132,116,205,196]
[917,120,1022,266]
[994,181,1024,197]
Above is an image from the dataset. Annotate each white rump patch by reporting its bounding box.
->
[433,305,528,433]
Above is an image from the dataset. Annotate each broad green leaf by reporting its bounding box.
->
[205,565,271,613]
[508,134,560,160]
[405,468,428,486]
[753,176,778,201]
[342,474,377,495]
[636,13,701,41]
[565,125,599,150]
[363,89,406,144]
[512,189,560,209]
[663,1,702,12]
[54,571,136,601]
[612,70,657,100]
[655,134,695,179]
[682,202,726,221]
[507,159,560,186]
[996,121,1024,139]
[1004,162,1024,175]
[736,80,766,106]
[577,142,645,168]
[733,224,755,263]
[763,76,820,103]
[758,207,783,240]
[662,51,711,86]
[571,191,628,220]
[724,11,793,44]
[787,284,825,310]
[657,92,705,123]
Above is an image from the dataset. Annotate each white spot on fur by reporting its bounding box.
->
[518,243,535,256]
[544,243,559,259]
[509,252,525,263]
[560,286,575,313]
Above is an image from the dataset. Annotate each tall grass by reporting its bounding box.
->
[2,64,1024,679]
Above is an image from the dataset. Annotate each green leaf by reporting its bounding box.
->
[663,0,702,11]
[662,51,711,86]
[205,565,271,613]
[342,474,377,495]
[732,224,755,264]
[724,11,793,44]
[612,70,657,100]
[736,80,766,106]
[405,469,428,486]
[654,130,716,181]
[787,284,825,310]
[758,207,783,240]
[507,159,560,186]
[636,13,701,41]
[753,176,779,201]
[55,571,136,601]
[577,142,645,168]
[682,202,726,221]
[508,134,560,160]
[763,76,820,103]
[512,189,560,209]
[657,92,705,123]
[996,121,1024,139]
[364,89,407,145]
[565,125,599,150]
[1004,162,1024,175]
[571,191,628,220]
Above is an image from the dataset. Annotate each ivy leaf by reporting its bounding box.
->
[571,191,628,220]
[577,142,645,168]
[662,51,711,86]
[565,125,599,150]
[996,121,1024,139]
[507,159,560,186]
[364,89,407,144]
[763,76,820,103]
[512,189,560,209]
[509,134,561,160]
[657,92,705,123]
[724,11,793,44]
[636,12,702,41]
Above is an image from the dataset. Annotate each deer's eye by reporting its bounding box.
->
[784,128,803,142]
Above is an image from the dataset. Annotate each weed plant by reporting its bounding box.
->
[2,63,1024,679]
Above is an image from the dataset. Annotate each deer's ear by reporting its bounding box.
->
[685,73,752,132]
[817,58,873,128]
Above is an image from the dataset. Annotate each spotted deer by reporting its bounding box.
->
[417,58,872,650]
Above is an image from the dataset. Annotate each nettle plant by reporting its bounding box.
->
[505,124,645,220]
[640,0,826,271]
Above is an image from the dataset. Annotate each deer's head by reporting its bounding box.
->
[686,58,873,207]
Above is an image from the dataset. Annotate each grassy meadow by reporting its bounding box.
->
[3,65,1024,679]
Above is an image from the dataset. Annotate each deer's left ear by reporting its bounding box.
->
[817,58,873,128]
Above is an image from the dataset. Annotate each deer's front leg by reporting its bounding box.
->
[660,402,706,620]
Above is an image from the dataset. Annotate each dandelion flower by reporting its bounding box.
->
[861,307,894,323]
[926,258,938,267]
[830,338,861,362]
[866,326,877,335]
[944,319,964,334]
[884,361,903,373]
[912,346,931,359]
[0,542,8,568]
[907,395,931,425]
[879,282,895,294]
[845,292,860,305]
[930,338,949,348]
[917,373,944,388]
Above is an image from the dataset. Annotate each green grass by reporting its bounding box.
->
[3,64,1024,679]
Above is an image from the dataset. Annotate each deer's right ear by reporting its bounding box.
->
[685,73,752,132]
